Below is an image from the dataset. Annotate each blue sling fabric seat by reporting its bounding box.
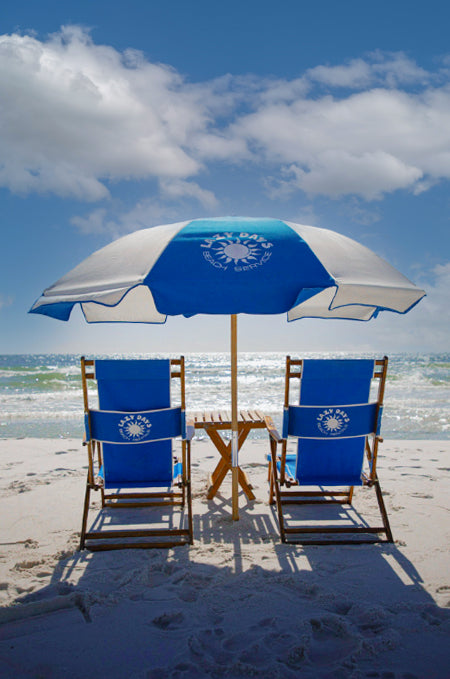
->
[266,357,393,544]
[80,357,193,551]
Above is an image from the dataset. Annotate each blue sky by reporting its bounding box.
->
[1,0,449,354]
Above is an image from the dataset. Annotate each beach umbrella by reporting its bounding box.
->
[30,217,425,519]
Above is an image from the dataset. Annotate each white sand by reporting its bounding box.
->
[0,436,449,678]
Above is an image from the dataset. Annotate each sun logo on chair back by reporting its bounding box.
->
[118,414,152,441]
[316,408,350,436]
[201,232,273,271]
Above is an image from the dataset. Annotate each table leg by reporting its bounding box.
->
[205,425,255,501]
[210,429,253,485]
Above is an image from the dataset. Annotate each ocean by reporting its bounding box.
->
[0,353,448,440]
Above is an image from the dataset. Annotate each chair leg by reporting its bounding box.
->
[79,478,91,551]
[187,480,194,545]
[374,477,394,542]
[348,485,354,504]
[274,479,287,544]
[270,446,287,543]
[181,442,187,507]
[268,460,275,505]
[186,443,194,544]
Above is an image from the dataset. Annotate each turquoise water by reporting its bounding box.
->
[0,353,448,440]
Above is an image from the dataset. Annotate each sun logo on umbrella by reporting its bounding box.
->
[201,233,273,271]
[316,408,350,436]
[118,414,152,441]
[213,238,262,265]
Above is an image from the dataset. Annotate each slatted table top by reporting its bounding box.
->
[190,409,267,428]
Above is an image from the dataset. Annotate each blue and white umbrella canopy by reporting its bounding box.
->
[30,216,425,520]
[30,217,425,322]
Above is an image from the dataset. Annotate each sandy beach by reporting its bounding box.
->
[0,436,449,678]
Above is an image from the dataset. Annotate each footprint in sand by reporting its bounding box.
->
[291,581,319,599]
[222,619,283,669]
[176,573,214,602]
[15,585,35,594]
[152,611,185,630]
[350,604,392,635]
[239,629,307,671]
[188,628,232,665]
[283,643,309,670]
[202,626,296,674]
[420,606,450,626]
[14,559,46,571]
[330,599,353,616]
[307,616,358,666]
[263,630,300,656]
[177,588,198,603]
[7,480,31,494]
[222,618,276,654]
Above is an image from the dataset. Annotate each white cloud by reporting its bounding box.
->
[306,53,430,90]
[286,151,423,199]
[231,85,450,198]
[0,26,205,200]
[70,189,216,237]
[70,202,171,237]
[416,262,450,323]
[0,27,450,202]
[158,179,218,208]
[70,208,110,234]
[369,51,430,87]
[306,58,373,89]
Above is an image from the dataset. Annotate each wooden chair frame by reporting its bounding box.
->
[79,356,194,550]
[266,356,393,545]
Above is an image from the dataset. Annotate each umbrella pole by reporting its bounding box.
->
[231,314,239,520]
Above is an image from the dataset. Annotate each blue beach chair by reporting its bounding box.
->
[80,357,193,550]
[266,357,393,544]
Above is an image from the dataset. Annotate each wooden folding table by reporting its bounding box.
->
[191,410,267,501]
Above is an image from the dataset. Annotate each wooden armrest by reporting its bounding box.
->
[264,416,283,443]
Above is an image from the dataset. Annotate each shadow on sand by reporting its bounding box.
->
[1,482,450,679]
